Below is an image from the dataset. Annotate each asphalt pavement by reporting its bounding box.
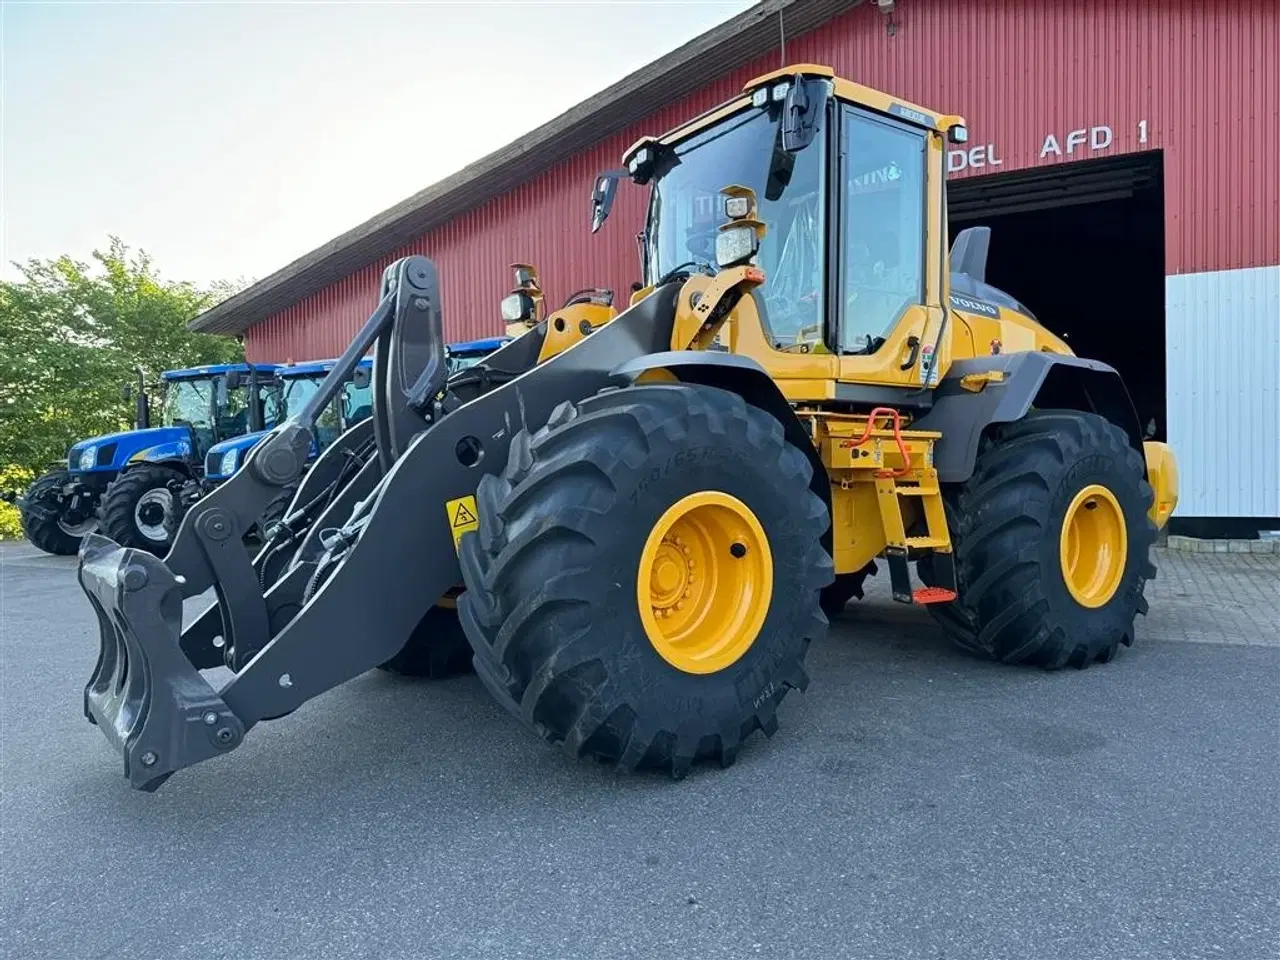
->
[2,541,1277,960]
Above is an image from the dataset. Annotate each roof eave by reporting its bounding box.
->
[189,0,859,336]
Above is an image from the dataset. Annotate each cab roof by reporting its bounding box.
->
[276,356,375,378]
[630,63,963,159]
[161,363,281,381]
[450,337,510,355]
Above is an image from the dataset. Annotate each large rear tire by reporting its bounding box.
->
[18,469,94,556]
[458,384,832,776]
[100,464,187,556]
[378,604,474,679]
[924,409,1156,669]
[819,561,878,619]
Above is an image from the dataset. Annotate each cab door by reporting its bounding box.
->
[832,105,947,390]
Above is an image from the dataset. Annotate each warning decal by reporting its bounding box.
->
[445,495,480,552]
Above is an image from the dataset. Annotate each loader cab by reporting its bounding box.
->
[616,65,962,400]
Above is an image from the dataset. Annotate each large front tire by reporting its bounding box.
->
[458,384,832,776]
[100,464,187,556]
[926,410,1157,669]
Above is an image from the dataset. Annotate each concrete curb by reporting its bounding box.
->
[1166,535,1280,555]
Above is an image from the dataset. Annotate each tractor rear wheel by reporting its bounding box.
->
[925,409,1156,669]
[100,464,187,556]
[378,603,474,679]
[458,384,832,776]
[18,469,96,556]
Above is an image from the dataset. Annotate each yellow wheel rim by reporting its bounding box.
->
[637,491,773,675]
[1059,484,1127,608]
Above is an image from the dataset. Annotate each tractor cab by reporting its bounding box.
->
[156,363,284,460]
[204,358,374,482]
[447,337,512,375]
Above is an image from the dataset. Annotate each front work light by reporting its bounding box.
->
[725,196,751,220]
[501,292,534,323]
[716,225,759,268]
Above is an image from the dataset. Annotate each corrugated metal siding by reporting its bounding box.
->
[1166,265,1280,517]
[247,0,1279,361]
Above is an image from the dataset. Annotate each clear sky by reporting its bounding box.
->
[2,0,755,286]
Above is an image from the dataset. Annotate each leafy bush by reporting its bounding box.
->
[0,237,246,475]
[0,465,35,541]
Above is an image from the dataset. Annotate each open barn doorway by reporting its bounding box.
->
[948,152,1166,441]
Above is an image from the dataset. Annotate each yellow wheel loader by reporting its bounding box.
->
[77,64,1178,790]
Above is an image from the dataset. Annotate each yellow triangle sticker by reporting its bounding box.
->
[445,495,480,553]
[452,501,477,527]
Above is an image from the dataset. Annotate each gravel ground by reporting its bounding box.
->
[1,542,1277,960]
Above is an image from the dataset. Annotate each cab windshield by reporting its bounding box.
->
[161,379,213,432]
[280,375,322,418]
[645,102,826,349]
[449,352,486,374]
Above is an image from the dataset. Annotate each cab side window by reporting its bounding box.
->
[261,385,284,429]
[839,108,927,354]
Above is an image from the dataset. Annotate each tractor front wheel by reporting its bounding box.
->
[18,469,97,556]
[100,464,187,556]
[458,384,832,776]
[927,409,1157,669]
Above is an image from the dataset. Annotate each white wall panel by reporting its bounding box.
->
[1166,265,1280,517]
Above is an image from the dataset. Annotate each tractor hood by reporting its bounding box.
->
[204,430,270,480]
[68,427,192,475]
[205,429,323,481]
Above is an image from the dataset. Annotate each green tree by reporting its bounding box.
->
[0,237,246,475]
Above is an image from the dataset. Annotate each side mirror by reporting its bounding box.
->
[225,369,243,390]
[781,77,830,153]
[501,291,536,323]
[590,169,627,234]
[351,364,371,389]
[122,384,133,402]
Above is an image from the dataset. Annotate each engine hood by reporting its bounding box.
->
[69,426,191,474]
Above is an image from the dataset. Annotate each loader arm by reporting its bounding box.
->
[76,257,690,790]
[218,281,685,726]
[79,256,449,789]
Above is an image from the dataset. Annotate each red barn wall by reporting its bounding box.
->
[245,0,1279,363]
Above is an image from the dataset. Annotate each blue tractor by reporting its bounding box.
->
[447,336,510,373]
[14,363,282,557]
[202,338,508,498]
[201,357,375,535]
